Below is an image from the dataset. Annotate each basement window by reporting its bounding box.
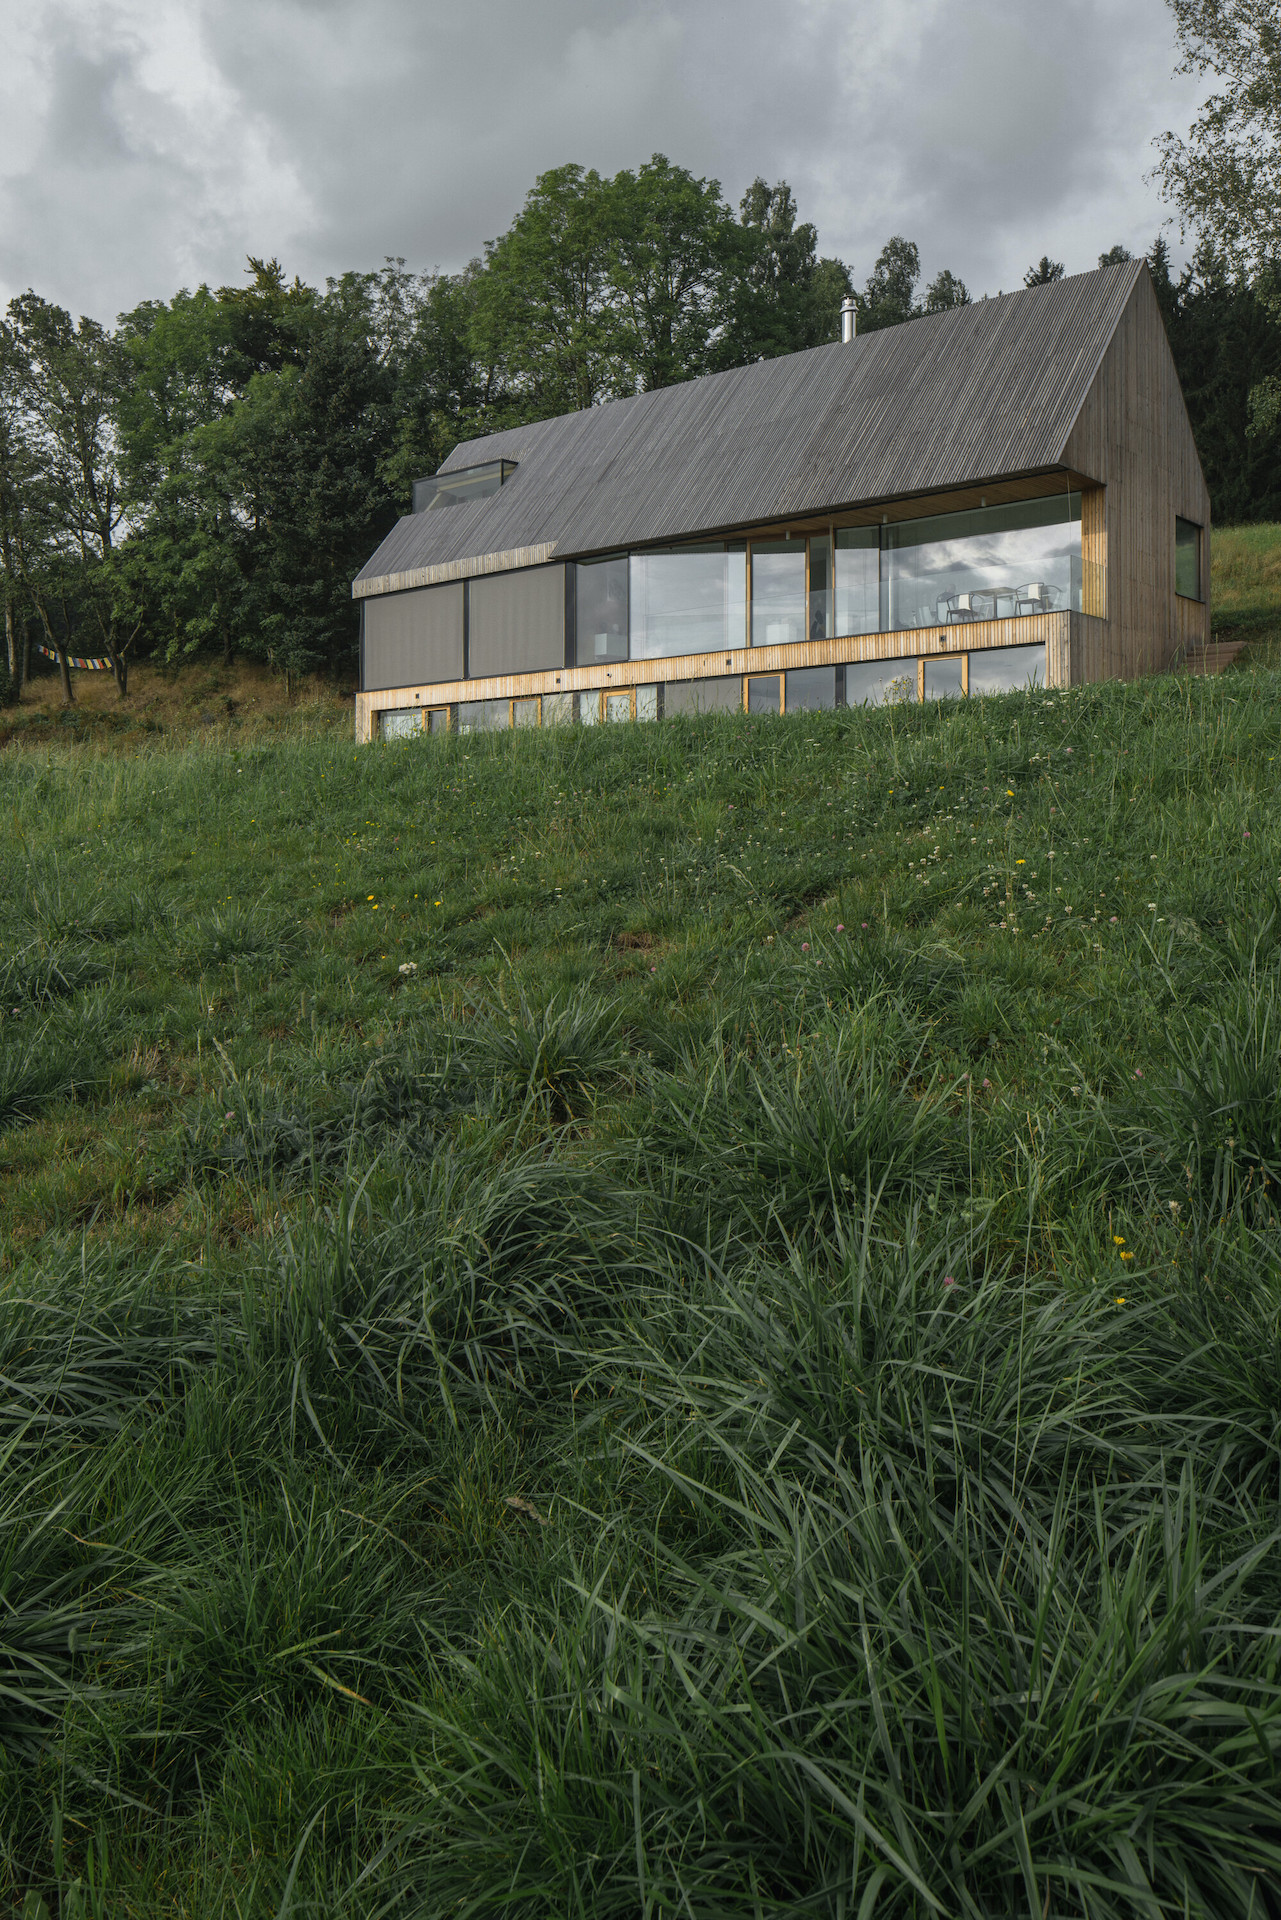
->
[413,460,517,513]
[1175,517,1202,600]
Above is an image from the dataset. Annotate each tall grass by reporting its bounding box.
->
[2,668,1280,1914]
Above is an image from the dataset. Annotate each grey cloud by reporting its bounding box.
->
[0,0,1204,322]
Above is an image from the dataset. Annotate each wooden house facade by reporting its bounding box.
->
[352,261,1209,741]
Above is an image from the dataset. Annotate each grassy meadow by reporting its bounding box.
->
[3,658,1281,1915]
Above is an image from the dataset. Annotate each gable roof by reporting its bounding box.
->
[354,259,1143,598]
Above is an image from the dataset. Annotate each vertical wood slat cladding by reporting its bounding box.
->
[1062,273,1211,681]
[362,582,464,690]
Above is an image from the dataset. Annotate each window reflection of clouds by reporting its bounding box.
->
[630,548,745,658]
[887,497,1082,631]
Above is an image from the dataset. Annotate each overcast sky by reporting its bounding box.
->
[0,0,1205,323]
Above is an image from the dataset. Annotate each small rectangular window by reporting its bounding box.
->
[844,657,917,707]
[923,657,964,701]
[786,666,837,711]
[748,675,781,714]
[1175,517,1202,600]
[413,460,517,512]
[456,699,509,733]
[968,644,1045,695]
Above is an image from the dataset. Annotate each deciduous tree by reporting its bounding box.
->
[1155,0,1281,269]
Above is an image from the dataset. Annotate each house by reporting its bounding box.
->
[352,260,1209,741]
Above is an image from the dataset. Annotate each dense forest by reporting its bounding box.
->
[2,155,1279,696]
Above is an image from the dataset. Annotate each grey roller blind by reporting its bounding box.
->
[468,565,565,677]
[363,583,464,691]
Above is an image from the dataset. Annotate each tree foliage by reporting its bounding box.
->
[1154,0,1281,269]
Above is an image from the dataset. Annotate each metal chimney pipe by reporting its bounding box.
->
[840,296,857,343]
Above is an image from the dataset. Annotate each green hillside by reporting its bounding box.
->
[1212,520,1281,664]
[3,670,1281,1915]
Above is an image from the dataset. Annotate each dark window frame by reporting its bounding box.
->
[1175,516,1203,602]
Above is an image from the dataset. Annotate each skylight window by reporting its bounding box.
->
[412,460,517,513]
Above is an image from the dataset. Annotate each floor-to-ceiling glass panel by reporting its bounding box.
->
[885,494,1081,633]
[808,536,832,639]
[576,555,628,665]
[751,542,806,647]
[786,666,837,710]
[576,692,600,725]
[605,692,632,722]
[727,543,747,650]
[923,657,964,700]
[748,675,781,714]
[968,644,1045,694]
[845,657,918,706]
[630,548,740,658]
[636,685,659,721]
[834,527,879,636]
[543,692,574,726]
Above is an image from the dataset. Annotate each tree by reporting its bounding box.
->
[383,265,503,504]
[1148,235,1281,521]
[472,165,618,414]
[923,268,971,312]
[4,293,134,698]
[716,179,852,363]
[1024,256,1066,286]
[215,296,396,686]
[606,155,735,390]
[115,284,251,666]
[0,322,35,689]
[1154,0,1281,269]
[859,238,921,330]
[1098,245,1133,266]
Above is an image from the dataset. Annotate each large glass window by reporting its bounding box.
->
[748,675,781,714]
[968,644,1045,694]
[885,494,1081,633]
[751,541,806,647]
[845,657,918,707]
[380,708,421,739]
[577,555,628,665]
[630,546,746,658]
[1175,517,1202,600]
[835,527,879,637]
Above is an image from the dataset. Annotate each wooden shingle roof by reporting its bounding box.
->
[354,259,1142,598]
